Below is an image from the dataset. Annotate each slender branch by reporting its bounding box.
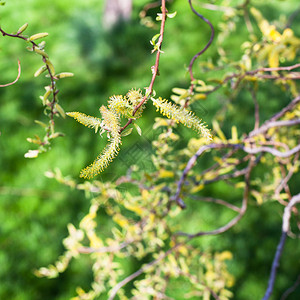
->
[262,193,300,300]
[253,96,300,128]
[120,0,167,134]
[188,195,241,213]
[201,166,248,185]
[249,118,300,138]
[0,60,21,87]
[243,144,300,158]
[280,274,300,300]
[1,25,62,142]
[275,152,299,198]
[203,64,300,96]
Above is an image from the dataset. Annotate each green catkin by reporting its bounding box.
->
[151,97,212,141]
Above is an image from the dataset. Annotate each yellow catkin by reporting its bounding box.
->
[80,106,121,178]
[152,97,212,141]
[66,112,102,133]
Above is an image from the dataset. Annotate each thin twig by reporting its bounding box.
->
[262,193,300,300]
[0,60,21,87]
[188,0,215,93]
[275,152,299,199]
[249,118,300,138]
[280,274,300,300]
[202,167,249,185]
[188,195,241,213]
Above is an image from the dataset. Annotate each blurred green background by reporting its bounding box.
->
[1,0,300,299]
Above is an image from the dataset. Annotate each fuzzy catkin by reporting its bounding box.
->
[152,97,212,141]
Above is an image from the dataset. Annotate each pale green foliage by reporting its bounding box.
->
[152,97,212,141]
[36,156,234,300]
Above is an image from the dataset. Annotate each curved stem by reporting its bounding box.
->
[262,193,300,300]
[0,60,21,87]
[187,0,215,92]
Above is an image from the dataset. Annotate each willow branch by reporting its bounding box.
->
[262,193,300,300]
[1,26,61,139]
[0,60,21,87]
[248,96,300,137]
[120,0,167,133]
[275,152,299,198]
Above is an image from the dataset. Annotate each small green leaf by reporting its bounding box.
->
[45,59,55,75]
[29,32,49,41]
[34,65,47,77]
[167,11,177,18]
[121,127,133,137]
[150,33,160,46]
[49,132,64,139]
[34,120,47,128]
[55,103,66,118]
[156,13,162,21]
[134,123,142,136]
[56,72,74,79]
[33,48,49,58]
[17,23,28,34]
[43,86,52,104]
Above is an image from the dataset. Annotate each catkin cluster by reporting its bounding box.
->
[67,90,211,179]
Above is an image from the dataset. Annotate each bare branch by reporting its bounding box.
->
[188,195,241,213]
[262,193,300,300]
[243,144,300,158]
[275,152,299,198]
[176,158,254,238]
[249,119,300,138]
[280,274,300,300]
[202,166,248,185]
[0,60,21,87]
